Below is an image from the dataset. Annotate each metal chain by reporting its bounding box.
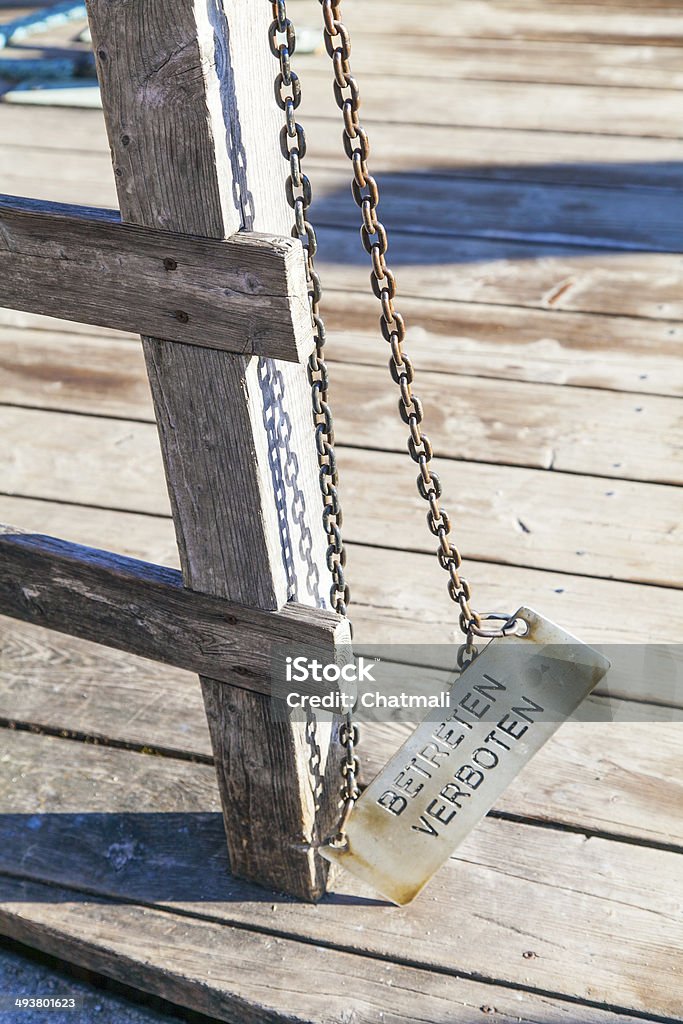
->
[317,0,489,643]
[268,0,360,844]
[267,0,525,848]
[318,1,529,651]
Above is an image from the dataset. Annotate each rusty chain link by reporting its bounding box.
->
[318,0,484,639]
[268,0,359,844]
[318,0,527,651]
[268,0,525,848]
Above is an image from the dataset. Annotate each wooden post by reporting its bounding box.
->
[86,0,346,899]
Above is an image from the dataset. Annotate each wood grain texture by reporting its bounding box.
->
[4,150,683,256]
[308,31,683,90]
[4,153,683,323]
[2,365,679,500]
[6,108,683,191]
[287,0,683,47]
[0,196,313,361]
[0,730,680,1019]
[86,0,342,900]
[192,228,683,323]
[1,292,682,402]
[0,525,349,696]
[302,68,683,139]
[2,495,682,689]
[1,388,681,588]
[337,449,683,588]
[1,612,680,848]
[0,878,654,1024]
[0,0,681,1013]
[322,294,683,397]
[328,366,683,485]
[345,543,683,650]
[309,166,683,254]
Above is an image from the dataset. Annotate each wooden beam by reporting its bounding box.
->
[0,730,681,1021]
[0,525,350,696]
[0,875,648,1024]
[0,196,313,361]
[86,0,343,899]
[2,611,681,847]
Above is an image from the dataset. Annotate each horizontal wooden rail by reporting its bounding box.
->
[0,525,350,696]
[0,196,313,361]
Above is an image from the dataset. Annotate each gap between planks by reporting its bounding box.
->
[4,112,683,195]
[0,365,679,487]
[0,616,681,847]
[0,875,666,1024]
[0,729,680,1020]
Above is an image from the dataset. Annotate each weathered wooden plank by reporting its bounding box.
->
[0,407,169,515]
[1,368,679,495]
[2,495,682,685]
[329,365,683,485]
[2,610,680,846]
[288,0,683,46]
[0,941,182,1024]
[0,196,313,361]
[1,380,681,587]
[309,32,683,89]
[0,730,680,1019]
[86,0,343,901]
[338,450,683,587]
[1,221,680,324]
[0,617,211,756]
[1,291,682,407]
[4,155,683,255]
[8,10,683,92]
[0,525,349,697]
[321,294,683,397]
[5,65,683,140]
[3,136,683,322]
[0,877,654,1024]
[301,69,683,138]
[5,108,683,191]
[308,167,683,254]
[345,543,683,649]
[315,230,683,321]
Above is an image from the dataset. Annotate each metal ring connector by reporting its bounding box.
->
[468,613,528,639]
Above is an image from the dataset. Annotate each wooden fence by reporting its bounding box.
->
[0,0,351,902]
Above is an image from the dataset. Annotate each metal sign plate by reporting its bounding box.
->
[322,607,610,905]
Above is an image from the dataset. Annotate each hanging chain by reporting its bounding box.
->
[318,0,527,653]
[268,0,359,844]
[318,0,481,639]
[267,0,526,848]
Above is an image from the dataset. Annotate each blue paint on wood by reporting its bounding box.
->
[0,2,87,50]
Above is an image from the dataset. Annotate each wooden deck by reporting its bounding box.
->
[0,1,682,1020]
